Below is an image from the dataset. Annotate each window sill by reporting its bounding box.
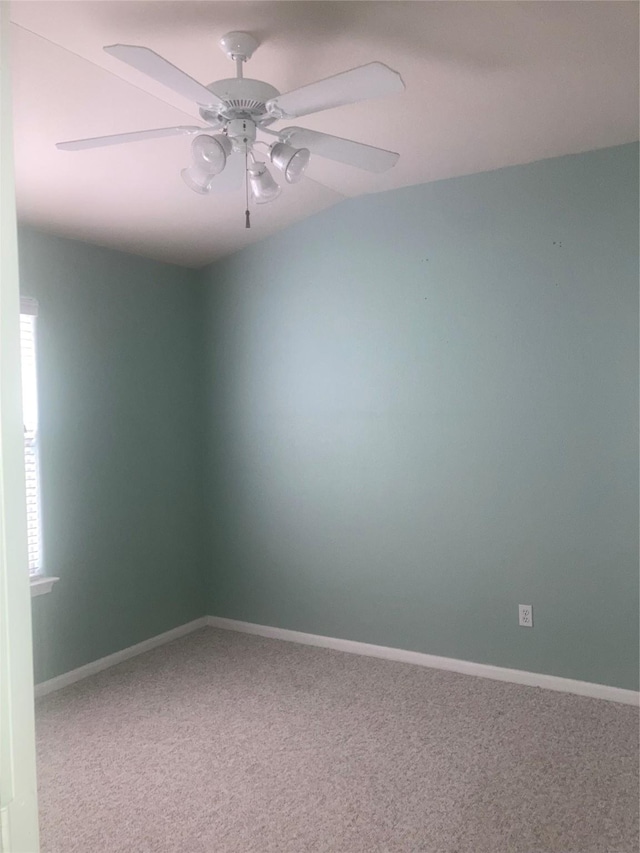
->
[30,575,59,597]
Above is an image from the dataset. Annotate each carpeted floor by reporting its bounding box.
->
[36,627,638,853]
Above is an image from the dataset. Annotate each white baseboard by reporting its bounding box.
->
[34,617,208,698]
[34,614,639,707]
[207,616,639,707]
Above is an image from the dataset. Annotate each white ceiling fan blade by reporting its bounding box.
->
[280,127,399,173]
[265,62,404,120]
[56,126,204,151]
[104,44,226,109]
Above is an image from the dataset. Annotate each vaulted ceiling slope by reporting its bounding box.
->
[10,1,639,268]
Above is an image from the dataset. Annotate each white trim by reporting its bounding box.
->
[33,614,639,707]
[29,575,59,597]
[34,617,208,697]
[207,616,639,707]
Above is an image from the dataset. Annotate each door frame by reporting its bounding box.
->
[0,3,40,850]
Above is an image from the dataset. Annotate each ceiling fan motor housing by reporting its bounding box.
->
[200,78,280,126]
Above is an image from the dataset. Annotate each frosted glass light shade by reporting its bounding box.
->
[248,163,281,204]
[181,134,233,194]
[181,164,216,194]
[192,134,232,175]
[270,142,310,184]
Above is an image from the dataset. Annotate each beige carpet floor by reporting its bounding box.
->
[36,627,638,853]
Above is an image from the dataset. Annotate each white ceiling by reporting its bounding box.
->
[9,1,639,268]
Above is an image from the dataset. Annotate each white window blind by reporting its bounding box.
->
[20,296,42,576]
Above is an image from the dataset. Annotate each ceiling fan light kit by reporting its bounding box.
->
[57,31,405,225]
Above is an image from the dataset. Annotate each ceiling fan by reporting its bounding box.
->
[56,32,405,226]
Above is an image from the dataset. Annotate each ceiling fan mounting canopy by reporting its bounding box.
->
[219,31,259,63]
[56,30,405,215]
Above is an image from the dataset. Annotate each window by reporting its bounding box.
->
[19,297,43,578]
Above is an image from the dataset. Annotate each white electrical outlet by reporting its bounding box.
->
[518,604,533,627]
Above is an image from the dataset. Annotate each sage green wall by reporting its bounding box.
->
[21,145,639,691]
[202,143,639,691]
[18,228,206,683]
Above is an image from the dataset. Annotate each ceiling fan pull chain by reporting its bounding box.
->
[245,148,251,229]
